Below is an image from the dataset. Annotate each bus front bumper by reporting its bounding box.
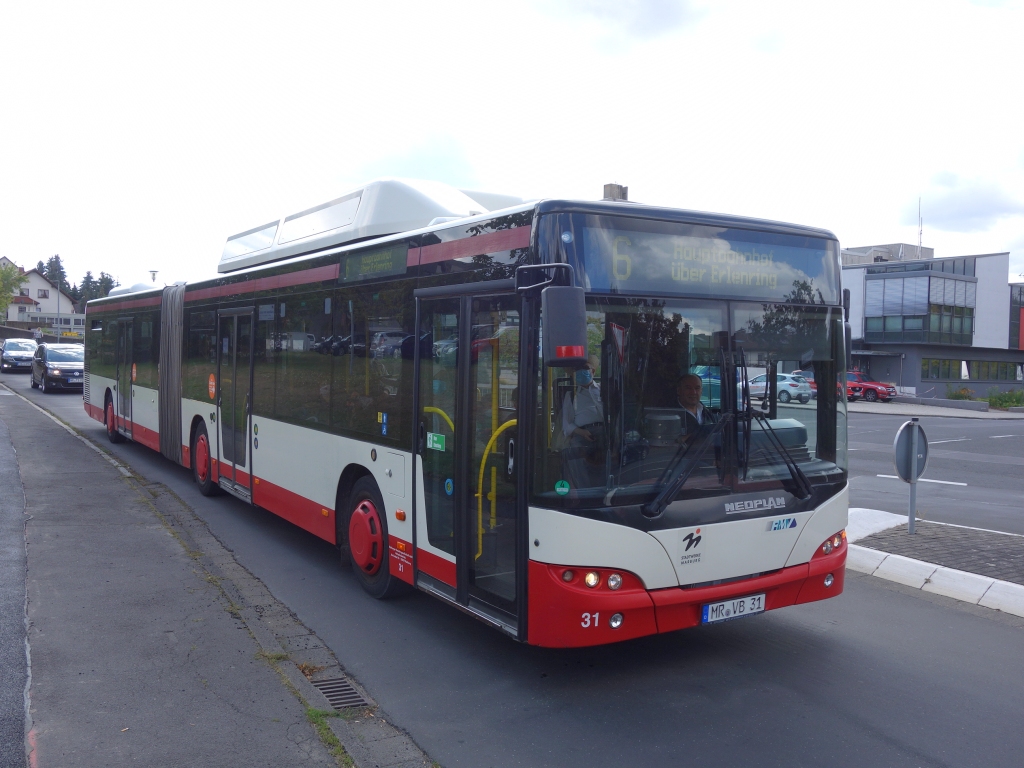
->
[527,546,846,648]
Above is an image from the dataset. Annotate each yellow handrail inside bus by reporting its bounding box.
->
[475,418,517,559]
[423,406,454,433]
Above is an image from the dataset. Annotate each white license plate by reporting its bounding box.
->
[702,593,765,624]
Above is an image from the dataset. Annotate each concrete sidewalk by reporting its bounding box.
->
[0,389,430,767]
[847,399,1024,419]
[847,508,1024,619]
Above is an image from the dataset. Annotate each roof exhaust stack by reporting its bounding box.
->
[603,183,628,201]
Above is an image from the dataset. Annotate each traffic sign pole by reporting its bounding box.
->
[908,418,918,534]
[893,417,929,535]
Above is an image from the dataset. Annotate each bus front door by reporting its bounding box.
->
[216,310,254,497]
[115,317,133,439]
[416,293,521,630]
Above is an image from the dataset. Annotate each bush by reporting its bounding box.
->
[986,388,1024,409]
[945,385,975,400]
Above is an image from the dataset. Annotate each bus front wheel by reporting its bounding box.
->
[192,422,219,496]
[346,476,406,599]
[105,397,124,443]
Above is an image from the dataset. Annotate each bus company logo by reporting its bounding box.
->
[679,528,702,566]
[725,497,786,514]
[767,518,798,532]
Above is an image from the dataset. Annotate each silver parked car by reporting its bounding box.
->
[749,373,813,404]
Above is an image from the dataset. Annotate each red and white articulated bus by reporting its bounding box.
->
[84,179,849,647]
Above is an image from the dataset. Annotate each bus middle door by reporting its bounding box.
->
[415,290,522,632]
[216,309,254,499]
[115,316,133,439]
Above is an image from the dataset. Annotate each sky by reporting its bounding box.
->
[1,0,1022,289]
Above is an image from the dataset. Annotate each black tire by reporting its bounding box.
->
[30,374,38,389]
[778,390,791,404]
[346,476,406,599]
[864,390,878,402]
[192,422,219,496]
[40,376,48,394]
[799,395,810,404]
[105,396,125,443]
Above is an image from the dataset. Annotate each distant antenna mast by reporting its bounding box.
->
[917,198,923,260]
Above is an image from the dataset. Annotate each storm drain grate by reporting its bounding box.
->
[311,677,368,710]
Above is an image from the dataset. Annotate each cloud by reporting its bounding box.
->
[539,0,705,39]
[350,135,479,190]
[904,175,1024,232]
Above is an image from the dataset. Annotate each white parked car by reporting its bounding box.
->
[748,373,813,404]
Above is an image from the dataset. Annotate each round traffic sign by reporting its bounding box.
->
[893,420,929,482]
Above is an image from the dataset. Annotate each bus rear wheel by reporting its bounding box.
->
[105,397,124,443]
[192,422,219,496]
[346,476,406,599]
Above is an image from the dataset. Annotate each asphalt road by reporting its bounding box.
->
[846,411,1024,535]
[5,373,1024,768]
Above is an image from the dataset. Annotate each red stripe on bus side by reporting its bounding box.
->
[419,226,530,266]
[406,247,420,267]
[90,295,163,313]
[416,547,456,587]
[181,444,191,469]
[252,476,336,544]
[84,401,104,423]
[132,422,160,453]
[185,263,341,303]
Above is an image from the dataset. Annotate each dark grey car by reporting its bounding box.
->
[0,338,38,372]
[31,343,85,393]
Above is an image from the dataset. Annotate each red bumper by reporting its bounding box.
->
[527,547,847,648]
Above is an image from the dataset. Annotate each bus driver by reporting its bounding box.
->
[676,373,717,439]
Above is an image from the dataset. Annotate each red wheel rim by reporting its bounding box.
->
[106,402,115,435]
[195,434,210,483]
[349,499,384,574]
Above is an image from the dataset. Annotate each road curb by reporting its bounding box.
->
[847,543,1024,619]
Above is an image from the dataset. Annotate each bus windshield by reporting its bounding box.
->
[532,214,846,518]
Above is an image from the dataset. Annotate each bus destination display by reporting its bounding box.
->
[340,242,408,283]
[581,225,838,304]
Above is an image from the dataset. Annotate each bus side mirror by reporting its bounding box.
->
[843,288,851,322]
[844,322,852,371]
[541,285,587,367]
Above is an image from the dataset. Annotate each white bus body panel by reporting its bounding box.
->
[530,484,849,590]
[131,384,159,437]
[528,507,678,590]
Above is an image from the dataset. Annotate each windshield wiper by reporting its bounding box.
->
[750,411,813,499]
[641,413,733,519]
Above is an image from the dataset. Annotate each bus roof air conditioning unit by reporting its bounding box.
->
[217,178,524,274]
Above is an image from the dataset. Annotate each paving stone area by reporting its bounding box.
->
[857,522,1024,586]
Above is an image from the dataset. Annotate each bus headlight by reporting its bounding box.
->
[607,573,622,590]
[822,540,833,555]
[562,570,574,582]
[584,571,600,588]
[824,573,834,587]
[609,613,623,629]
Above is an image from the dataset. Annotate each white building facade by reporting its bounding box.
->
[843,249,1024,396]
[2,258,84,337]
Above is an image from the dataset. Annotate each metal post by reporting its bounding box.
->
[908,417,919,534]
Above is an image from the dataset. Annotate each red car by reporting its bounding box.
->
[846,371,897,402]
[790,369,845,401]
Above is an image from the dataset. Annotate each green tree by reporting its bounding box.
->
[79,271,97,302]
[0,262,30,319]
[36,260,46,273]
[44,254,69,293]
[97,272,118,298]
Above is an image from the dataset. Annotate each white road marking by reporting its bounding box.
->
[930,438,969,444]
[876,474,967,486]
[990,435,1019,439]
